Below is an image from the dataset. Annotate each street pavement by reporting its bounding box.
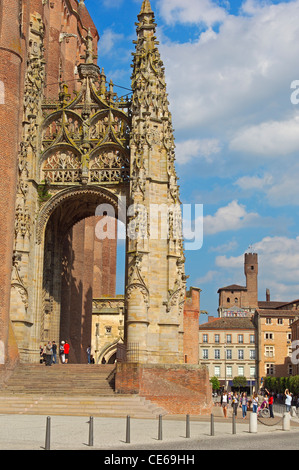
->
[0,411,298,451]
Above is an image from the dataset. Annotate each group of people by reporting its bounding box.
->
[220,391,250,419]
[220,388,295,419]
[40,340,70,366]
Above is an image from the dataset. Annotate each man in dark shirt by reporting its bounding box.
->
[52,341,57,364]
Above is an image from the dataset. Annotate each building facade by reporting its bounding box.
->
[218,252,258,317]
[198,317,256,391]
[254,308,298,386]
[215,251,299,388]
[291,317,299,376]
[0,0,206,373]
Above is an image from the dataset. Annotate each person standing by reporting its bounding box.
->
[87,345,91,364]
[241,392,248,419]
[232,392,239,417]
[60,341,65,364]
[252,392,259,413]
[40,345,44,364]
[64,340,70,364]
[52,341,57,364]
[285,389,292,412]
[269,392,275,418]
[45,341,52,366]
[221,390,228,418]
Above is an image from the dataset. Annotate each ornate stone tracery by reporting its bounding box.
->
[9,0,186,365]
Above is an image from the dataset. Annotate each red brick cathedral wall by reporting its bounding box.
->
[0,0,99,369]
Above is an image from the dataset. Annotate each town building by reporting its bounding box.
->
[198,316,256,392]
[254,308,298,385]
[290,317,299,376]
[216,251,299,388]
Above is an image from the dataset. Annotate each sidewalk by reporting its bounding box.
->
[0,412,298,450]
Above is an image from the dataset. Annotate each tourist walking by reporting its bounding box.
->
[52,341,57,364]
[60,341,65,364]
[252,392,259,413]
[87,345,91,364]
[241,392,248,419]
[40,345,44,364]
[64,340,70,364]
[285,389,292,412]
[45,341,52,366]
[232,392,239,416]
[269,392,275,418]
[221,390,228,418]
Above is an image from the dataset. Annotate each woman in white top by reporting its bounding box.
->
[285,389,292,412]
[221,391,228,418]
[252,392,259,413]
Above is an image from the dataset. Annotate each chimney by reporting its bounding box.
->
[266,289,270,302]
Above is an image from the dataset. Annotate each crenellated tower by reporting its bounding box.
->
[126,0,186,363]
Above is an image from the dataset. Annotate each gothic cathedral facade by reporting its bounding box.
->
[0,0,190,367]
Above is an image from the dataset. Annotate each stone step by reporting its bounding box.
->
[0,394,167,418]
[2,364,115,396]
[0,364,168,418]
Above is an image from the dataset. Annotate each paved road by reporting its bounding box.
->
[131,430,299,451]
[0,413,298,451]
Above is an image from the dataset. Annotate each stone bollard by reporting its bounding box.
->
[158,414,163,441]
[45,416,51,450]
[126,415,131,443]
[249,412,257,433]
[282,412,290,431]
[210,414,215,436]
[186,414,190,439]
[232,413,236,435]
[88,416,94,447]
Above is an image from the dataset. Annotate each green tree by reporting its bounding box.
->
[232,376,247,392]
[210,376,220,391]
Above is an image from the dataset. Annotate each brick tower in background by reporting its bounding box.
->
[244,252,258,308]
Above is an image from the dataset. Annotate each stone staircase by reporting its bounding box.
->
[0,364,167,418]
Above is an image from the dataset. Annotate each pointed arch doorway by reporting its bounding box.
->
[39,187,126,364]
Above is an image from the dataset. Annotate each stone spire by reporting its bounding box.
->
[132,0,169,122]
[140,0,153,15]
[126,1,186,364]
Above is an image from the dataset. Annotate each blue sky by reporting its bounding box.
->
[85,0,299,319]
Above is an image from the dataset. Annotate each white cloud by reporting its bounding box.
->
[234,173,273,191]
[99,28,124,56]
[204,200,261,235]
[175,138,221,164]
[266,166,299,206]
[229,113,299,156]
[209,239,238,253]
[159,0,227,27]
[159,0,299,142]
[216,253,244,269]
[195,270,219,284]
[215,236,299,301]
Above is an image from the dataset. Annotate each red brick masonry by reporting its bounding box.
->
[115,363,213,415]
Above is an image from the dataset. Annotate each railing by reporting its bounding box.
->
[116,343,139,363]
[274,402,299,417]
